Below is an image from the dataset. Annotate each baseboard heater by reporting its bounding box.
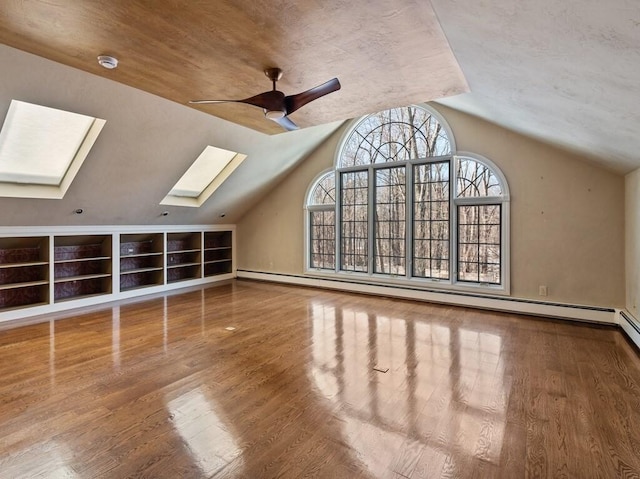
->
[236,270,616,325]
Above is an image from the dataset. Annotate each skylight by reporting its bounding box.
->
[0,100,105,199]
[161,145,246,207]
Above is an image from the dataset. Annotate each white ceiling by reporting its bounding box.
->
[432,0,640,174]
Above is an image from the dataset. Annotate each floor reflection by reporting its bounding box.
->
[112,306,120,370]
[1,440,78,478]
[308,300,508,476]
[166,388,243,476]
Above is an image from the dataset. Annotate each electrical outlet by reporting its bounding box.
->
[539,285,547,296]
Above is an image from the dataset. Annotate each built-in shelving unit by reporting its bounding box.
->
[120,233,164,291]
[0,226,234,321]
[54,235,112,301]
[0,236,49,310]
[204,231,233,277]
[166,232,202,283]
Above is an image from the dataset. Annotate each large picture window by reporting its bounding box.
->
[305,105,509,293]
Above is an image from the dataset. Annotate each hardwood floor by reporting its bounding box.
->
[1,279,639,478]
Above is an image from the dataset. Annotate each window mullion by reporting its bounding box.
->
[451,160,458,283]
[337,172,344,272]
[334,173,340,273]
[368,165,375,275]
[406,162,413,280]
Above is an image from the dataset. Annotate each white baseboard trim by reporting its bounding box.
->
[237,270,617,325]
[619,310,640,350]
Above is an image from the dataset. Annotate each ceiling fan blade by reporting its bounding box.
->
[285,78,341,115]
[189,99,231,104]
[271,115,299,131]
[190,91,285,111]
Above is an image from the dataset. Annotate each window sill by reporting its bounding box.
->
[303,269,510,297]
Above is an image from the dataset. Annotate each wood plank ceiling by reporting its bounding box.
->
[0,0,468,134]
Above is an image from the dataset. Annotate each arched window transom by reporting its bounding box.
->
[339,106,451,168]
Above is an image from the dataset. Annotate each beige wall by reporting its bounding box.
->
[238,105,625,308]
[237,128,341,273]
[626,168,640,317]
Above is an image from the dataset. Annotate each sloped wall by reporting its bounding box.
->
[238,104,625,308]
[0,44,339,226]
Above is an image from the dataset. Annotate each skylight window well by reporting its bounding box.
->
[161,145,247,207]
[0,100,105,199]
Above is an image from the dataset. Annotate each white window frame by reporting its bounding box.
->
[453,152,510,293]
[305,170,337,272]
[303,106,510,296]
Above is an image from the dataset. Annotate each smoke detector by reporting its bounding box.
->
[97,55,118,70]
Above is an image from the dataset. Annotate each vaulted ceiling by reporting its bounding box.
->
[431,0,640,174]
[0,0,467,134]
[0,1,638,226]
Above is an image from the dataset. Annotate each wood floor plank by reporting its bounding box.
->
[0,279,639,478]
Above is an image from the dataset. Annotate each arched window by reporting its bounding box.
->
[307,171,336,270]
[305,105,510,293]
[455,155,509,285]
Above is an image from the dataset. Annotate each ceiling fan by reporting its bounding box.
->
[189,68,341,131]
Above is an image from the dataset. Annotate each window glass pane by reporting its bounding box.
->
[310,210,335,269]
[341,171,368,272]
[456,158,503,198]
[309,172,336,205]
[413,161,450,279]
[339,107,451,168]
[458,261,479,282]
[457,204,501,284]
[374,167,405,275]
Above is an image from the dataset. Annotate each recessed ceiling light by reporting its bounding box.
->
[97,55,118,70]
[225,326,236,331]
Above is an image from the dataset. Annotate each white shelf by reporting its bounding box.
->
[120,252,163,259]
[167,262,200,269]
[120,283,161,292]
[0,261,48,269]
[55,293,109,303]
[54,256,111,264]
[120,267,163,275]
[54,273,111,283]
[0,301,49,312]
[0,280,49,291]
